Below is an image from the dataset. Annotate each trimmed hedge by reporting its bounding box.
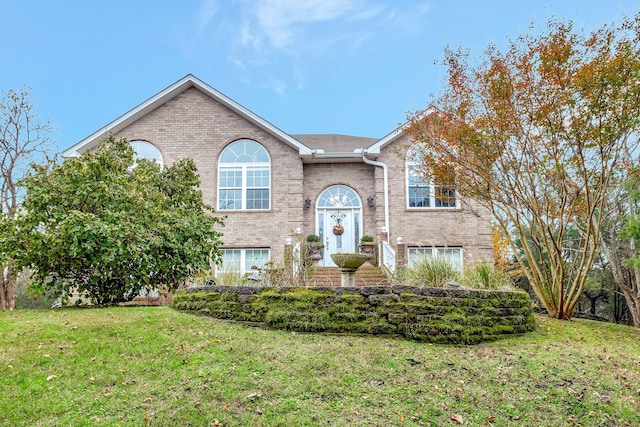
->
[172,285,535,344]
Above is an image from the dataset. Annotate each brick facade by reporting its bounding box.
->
[112,87,304,262]
[63,75,494,271]
[376,134,494,266]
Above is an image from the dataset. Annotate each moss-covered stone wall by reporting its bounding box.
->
[172,285,535,344]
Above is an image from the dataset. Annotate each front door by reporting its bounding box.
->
[324,209,357,265]
[315,185,362,267]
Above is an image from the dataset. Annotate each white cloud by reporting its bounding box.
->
[239,21,262,50]
[223,1,433,95]
[255,0,357,48]
[267,75,286,95]
[348,4,386,22]
[196,0,218,34]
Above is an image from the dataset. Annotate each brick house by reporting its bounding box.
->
[62,74,493,276]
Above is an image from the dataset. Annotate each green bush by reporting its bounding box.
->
[306,234,322,243]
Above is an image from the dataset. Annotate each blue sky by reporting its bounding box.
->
[3,0,639,152]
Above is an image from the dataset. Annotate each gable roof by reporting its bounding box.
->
[364,106,437,155]
[62,74,313,158]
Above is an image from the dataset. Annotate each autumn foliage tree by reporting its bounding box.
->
[408,15,640,319]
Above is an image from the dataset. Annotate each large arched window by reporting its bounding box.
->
[406,143,457,209]
[130,140,163,166]
[218,139,271,210]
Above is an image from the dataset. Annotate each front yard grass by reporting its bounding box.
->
[1,307,639,426]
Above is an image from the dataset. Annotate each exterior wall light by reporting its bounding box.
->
[367,196,375,208]
[304,198,312,209]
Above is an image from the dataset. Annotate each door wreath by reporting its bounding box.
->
[333,224,344,235]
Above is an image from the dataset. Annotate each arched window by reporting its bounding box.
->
[406,143,457,209]
[317,185,361,208]
[130,140,163,166]
[218,139,271,210]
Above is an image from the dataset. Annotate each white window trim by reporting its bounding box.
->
[407,246,463,270]
[218,140,271,211]
[405,145,459,210]
[130,140,163,168]
[218,248,271,276]
[218,163,271,210]
[406,167,459,209]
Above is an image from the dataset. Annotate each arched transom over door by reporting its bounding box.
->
[316,185,362,267]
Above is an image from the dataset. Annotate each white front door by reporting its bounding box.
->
[323,209,357,266]
[315,185,363,267]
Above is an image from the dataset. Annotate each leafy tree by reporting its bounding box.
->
[1,136,223,305]
[613,167,640,326]
[408,14,640,319]
[0,86,52,310]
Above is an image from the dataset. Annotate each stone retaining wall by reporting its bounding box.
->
[172,285,535,344]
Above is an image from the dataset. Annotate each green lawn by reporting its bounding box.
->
[1,307,639,426]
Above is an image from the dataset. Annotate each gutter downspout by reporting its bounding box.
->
[361,152,390,238]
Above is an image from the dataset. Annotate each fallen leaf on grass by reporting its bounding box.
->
[46,374,56,381]
[451,414,463,424]
[143,397,154,403]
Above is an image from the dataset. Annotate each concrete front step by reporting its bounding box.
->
[307,264,391,287]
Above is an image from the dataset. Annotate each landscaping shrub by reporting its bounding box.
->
[460,261,514,290]
[397,258,459,287]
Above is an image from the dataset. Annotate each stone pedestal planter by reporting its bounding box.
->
[330,253,368,287]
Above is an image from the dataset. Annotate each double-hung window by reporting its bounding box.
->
[218,139,270,210]
[406,144,457,209]
[408,247,463,270]
[218,249,270,275]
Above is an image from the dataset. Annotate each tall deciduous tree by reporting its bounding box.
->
[408,15,640,319]
[2,136,223,305]
[0,86,51,310]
